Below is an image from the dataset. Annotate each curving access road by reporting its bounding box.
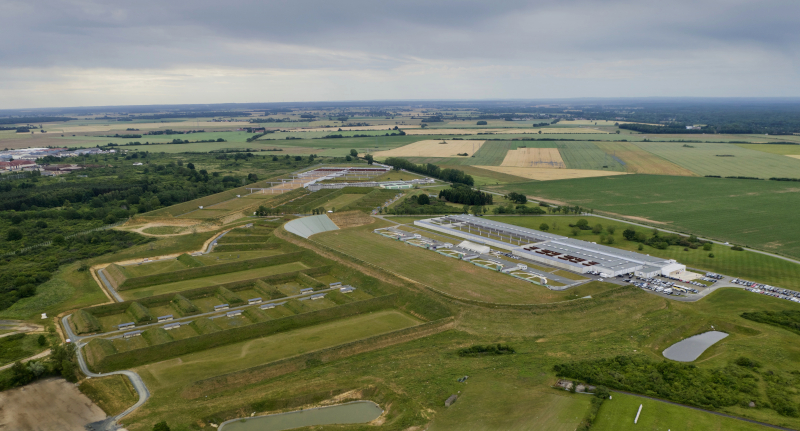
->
[62,315,150,431]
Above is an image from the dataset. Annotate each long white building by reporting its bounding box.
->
[415,215,686,277]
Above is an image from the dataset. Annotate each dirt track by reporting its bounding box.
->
[0,378,106,430]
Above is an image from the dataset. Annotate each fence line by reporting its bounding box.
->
[1,218,130,257]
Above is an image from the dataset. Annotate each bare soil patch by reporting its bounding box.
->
[501,148,565,168]
[372,140,485,158]
[328,211,375,228]
[476,166,626,181]
[0,378,106,431]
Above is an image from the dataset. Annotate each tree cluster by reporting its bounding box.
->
[438,185,493,206]
[383,158,474,186]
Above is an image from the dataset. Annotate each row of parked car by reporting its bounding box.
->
[621,274,700,296]
[735,278,800,303]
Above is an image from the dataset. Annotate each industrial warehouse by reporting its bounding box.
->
[415,215,687,278]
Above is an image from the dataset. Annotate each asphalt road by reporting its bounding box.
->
[63,315,150,431]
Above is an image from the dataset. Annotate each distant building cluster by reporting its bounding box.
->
[0,147,114,174]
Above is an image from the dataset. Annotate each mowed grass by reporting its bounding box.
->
[639,141,800,178]
[592,392,774,431]
[429,379,590,431]
[737,143,800,155]
[484,215,800,291]
[120,260,189,278]
[556,142,626,171]
[494,175,800,260]
[314,221,610,304]
[322,194,365,211]
[120,262,309,300]
[131,310,420,408]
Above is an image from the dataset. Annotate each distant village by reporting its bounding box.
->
[0,147,113,175]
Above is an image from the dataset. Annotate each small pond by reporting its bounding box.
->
[662,331,729,362]
[219,401,383,431]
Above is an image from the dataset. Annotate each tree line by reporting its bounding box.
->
[384,158,474,186]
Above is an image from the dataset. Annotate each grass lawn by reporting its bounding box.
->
[593,392,774,431]
[484,215,800,291]
[322,194,365,211]
[121,260,189,278]
[79,374,139,416]
[120,262,309,300]
[127,310,420,425]
[429,380,590,431]
[314,220,609,304]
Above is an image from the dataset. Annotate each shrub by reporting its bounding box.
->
[457,344,515,357]
[539,223,549,231]
[477,120,487,125]
[731,245,744,251]
[6,228,22,241]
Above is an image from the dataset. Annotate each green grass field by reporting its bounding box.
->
[120,262,309,300]
[638,141,800,178]
[314,221,607,304]
[593,392,774,431]
[737,143,800,155]
[128,310,420,422]
[494,175,800,260]
[321,194,365,211]
[484,215,800,290]
[429,381,590,431]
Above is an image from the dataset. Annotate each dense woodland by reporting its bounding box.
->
[0,151,326,311]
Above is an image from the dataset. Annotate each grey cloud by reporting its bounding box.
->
[0,0,799,107]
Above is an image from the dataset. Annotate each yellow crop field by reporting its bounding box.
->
[788,155,800,160]
[500,148,565,168]
[402,128,608,135]
[371,140,485,158]
[475,166,627,181]
[594,142,697,176]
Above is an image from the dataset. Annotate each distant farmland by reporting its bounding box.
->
[495,175,800,259]
[556,142,626,171]
[639,141,800,178]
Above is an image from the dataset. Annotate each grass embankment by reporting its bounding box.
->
[493,175,800,260]
[120,262,309,300]
[484,215,800,291]
[313,221,605,304]
[79,374,138,416]
[592,392,774,431]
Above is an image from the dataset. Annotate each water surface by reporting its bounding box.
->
[219,401,383,431]
[662,331,728,362]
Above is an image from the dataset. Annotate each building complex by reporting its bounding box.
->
[415,215,686,278]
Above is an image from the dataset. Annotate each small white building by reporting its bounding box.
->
[457,240,490,255]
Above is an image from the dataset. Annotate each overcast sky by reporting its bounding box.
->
[1,0,799,109]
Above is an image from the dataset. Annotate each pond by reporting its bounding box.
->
[662,331,729,362]
[219,401,383,431]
